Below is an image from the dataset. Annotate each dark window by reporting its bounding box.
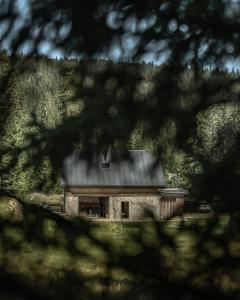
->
[121,201,129,218]
[100,162,111,169]
[78,196,109,218]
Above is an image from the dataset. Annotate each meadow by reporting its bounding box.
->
[0,196,239,300]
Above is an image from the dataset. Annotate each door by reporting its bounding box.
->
[100,197,109,218]
[121,201,129,219]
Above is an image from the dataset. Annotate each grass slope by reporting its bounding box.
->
[0,196,239,300]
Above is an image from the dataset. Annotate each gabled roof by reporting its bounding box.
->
[61,150,165,187]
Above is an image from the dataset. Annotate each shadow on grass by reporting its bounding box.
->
[0,192,240,300]
[1,1,240,298]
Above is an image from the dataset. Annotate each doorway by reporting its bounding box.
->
[121,201,129,219]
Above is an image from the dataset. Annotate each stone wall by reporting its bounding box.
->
[109,195,160,221]
[65,193,79,216]
[64,192,185,220]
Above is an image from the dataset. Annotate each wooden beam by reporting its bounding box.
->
[65,186,161,195]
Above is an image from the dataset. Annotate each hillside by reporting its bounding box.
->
[0,51,240,209]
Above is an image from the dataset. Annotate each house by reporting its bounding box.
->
[61,150,187,221]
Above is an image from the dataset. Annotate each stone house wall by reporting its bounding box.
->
[65,192,79,216]
[64,191,185,220]
[64,192,161,220]
[109,195,160,221]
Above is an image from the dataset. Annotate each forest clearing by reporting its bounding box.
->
[1,1,240,299]
[0,195,239,300]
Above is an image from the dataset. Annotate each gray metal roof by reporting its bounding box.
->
[61,150,165,187]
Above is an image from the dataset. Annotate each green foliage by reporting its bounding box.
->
[197,102,240,161]
[0,53,240,202]
[0,56,66,194]
[0,50,11,78]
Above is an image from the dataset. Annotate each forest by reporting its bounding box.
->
[2,1,240,298]
[0,50,239,210]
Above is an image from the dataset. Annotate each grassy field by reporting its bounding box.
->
[0,196,240,300]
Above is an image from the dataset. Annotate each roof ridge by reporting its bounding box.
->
[128,149,146,151]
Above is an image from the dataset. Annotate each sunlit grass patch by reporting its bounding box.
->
[1,199,240,298]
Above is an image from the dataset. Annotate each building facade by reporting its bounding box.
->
[61,150,187,221]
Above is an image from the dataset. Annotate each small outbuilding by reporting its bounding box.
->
[61,150,187,221]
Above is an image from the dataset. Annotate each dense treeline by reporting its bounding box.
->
[0,50,239,206]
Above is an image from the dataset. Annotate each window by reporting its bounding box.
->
[78,196,109,218]
[121,201,129,218]
[100,162,111,169]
